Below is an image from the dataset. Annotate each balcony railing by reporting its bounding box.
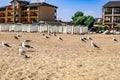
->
[30,14,37,16]
[114,12,120,14]
[0,15,5,17]
[21,15,28,17]
[105,12,112,14]
[0,14,5,17]
[114,20,120,23]
[8,14,13,16]
[104,21,112,23]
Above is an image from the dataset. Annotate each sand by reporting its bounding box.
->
[0,32,120,80]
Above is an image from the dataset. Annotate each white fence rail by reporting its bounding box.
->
[0,24,88,34]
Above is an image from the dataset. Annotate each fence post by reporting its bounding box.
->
[80,26,82,34]
[47,25,50,34]
[72,26,74,34]
[29,24,31,32]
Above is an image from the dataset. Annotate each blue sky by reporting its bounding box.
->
[0,0,118,21]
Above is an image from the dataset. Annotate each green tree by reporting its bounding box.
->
[84,16,95,28]
[72,11,95,28]
[72,11,85,25]
[75,16,86,25]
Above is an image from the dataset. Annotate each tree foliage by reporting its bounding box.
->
[72,11,95,28]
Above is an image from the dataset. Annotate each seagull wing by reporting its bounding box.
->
[4,43,12,48]
[24,45,33,48]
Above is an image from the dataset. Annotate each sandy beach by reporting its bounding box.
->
[0,32,120,80]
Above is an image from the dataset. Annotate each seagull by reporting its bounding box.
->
[2,42,12,48]
[112,37,118,41]
[23,39,31,43]
[22,41,33,48]
[16,34,21,37]
[82,36,87,40]
[19,46,29,58]
[42,33,45,36]
[88,37,93,40]
[90,41,99,48]
[58,36,63,41]
[44,36,49,39]
[14,35,19,40]
[80,37,85,42]
[14,34,21,40]
[53,33,57,36]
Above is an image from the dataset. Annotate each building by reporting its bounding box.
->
[103,1,120,28]
[0,0,57,24]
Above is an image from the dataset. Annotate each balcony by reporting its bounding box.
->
[30,13,38,18]
[114,20,120,23]
[0,14,5,17]
[0,11,5,13]
[105,12,112,14]
[30,10,38,12]
[21,13,28,17]
[30,14,37,16]
[7,14,13,16]
[0,19,5,23]
[114,12,120,14]
[104,20,112,23]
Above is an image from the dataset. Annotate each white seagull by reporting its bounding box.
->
[58,36,63,41]
[14,35,19,40]
[82,36,87,40]
[22,41,33,48]
[80,37,85,42]
[19,46,29,58]
[14,34,21,40]
[112,37,117,41]
[2,42,12,48]
[88,37,93,40]
[90,41,99,48]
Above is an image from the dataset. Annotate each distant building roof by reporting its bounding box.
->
[103,1,120,8]
[0,6,8,9]
[10,0,29,4]
[25,2,57,8]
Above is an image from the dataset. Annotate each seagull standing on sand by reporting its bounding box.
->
[44,36,49,39]
[82,36,87,40]
[88,37,93,40]
[2,42,11,48]
[14,34,21,40]
[80,37,85,42]
[58,36,63,41]
[90,41,99,48]
[19,46,29,58]
[14,35,19,40]
[22,41,33,48]
[112,37,117,41]
[53,33,56,36]
[42,33,45,36]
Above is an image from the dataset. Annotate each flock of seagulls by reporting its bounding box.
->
[42,32,63,41]
[80,35,118,48]
[1,34,33,59]
[0,32,119,59]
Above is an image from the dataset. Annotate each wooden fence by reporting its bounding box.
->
[0,24,88,34]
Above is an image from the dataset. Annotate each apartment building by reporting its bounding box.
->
[103,1,120,28]
[0,0,57,24]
